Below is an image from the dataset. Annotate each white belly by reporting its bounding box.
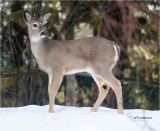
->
[64,67,94,75]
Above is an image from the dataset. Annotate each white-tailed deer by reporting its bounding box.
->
[24,11,124,114]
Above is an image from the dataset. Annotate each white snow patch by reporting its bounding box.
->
[0,105,159,131]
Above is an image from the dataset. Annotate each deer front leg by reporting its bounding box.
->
[48,71,64,113]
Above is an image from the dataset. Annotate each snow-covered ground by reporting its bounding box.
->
[0,105,159,131]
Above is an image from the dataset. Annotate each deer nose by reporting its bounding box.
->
[40,31,47,37]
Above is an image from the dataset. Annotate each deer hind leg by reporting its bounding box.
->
[91,75,110,112]
[48,70,64,113]
[95,70,124,114]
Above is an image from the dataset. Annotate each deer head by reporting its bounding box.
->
[24,11,51,42]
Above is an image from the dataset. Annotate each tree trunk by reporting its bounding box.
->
[66,75,76,106]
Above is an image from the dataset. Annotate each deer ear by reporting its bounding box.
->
[24,11,31,23]
[43,13,51,25]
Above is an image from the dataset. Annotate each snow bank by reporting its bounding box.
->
[0,105,159,131]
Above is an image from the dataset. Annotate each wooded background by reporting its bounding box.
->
[0,0,159,110]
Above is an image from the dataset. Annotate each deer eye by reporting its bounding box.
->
[33,24,37,27]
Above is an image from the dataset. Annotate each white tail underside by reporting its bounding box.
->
[110,45,119,71]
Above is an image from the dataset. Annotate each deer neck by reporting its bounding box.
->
[30,36,47,63]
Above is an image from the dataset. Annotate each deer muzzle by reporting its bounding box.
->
[41,31,47,38]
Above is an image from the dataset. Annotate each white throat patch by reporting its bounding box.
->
[41,35,47,38]
[31,36,41,42]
